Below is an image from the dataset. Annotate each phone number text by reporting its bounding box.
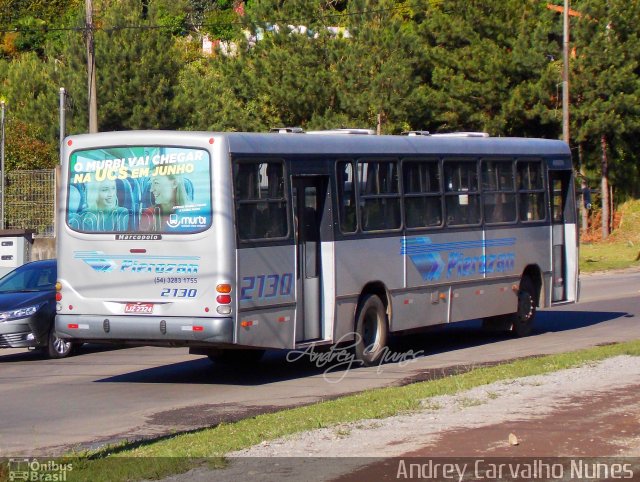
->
[154,276,198,284]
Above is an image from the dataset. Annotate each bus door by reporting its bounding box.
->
[292,176,328,342]
[549,170,574,302]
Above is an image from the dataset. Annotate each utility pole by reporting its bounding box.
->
[562,0,570,144]
[86,0,98,133]
[59,88,66,163]
[0,100,5,229]
[55,88,67,237]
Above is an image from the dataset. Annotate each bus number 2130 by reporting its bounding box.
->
[240,273,294,302]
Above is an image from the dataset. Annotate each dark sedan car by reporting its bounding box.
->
[0,259,76,358]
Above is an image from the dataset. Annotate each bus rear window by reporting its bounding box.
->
[67,146,212,234]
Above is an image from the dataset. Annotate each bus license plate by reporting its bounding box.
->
[125,303,154,314]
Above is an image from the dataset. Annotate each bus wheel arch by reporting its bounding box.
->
[521,265,543,307]
[354,282,390,366]
[512,266,542,338]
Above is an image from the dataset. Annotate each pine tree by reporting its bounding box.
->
[571,0,640,238]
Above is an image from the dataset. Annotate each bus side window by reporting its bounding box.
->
[358,160,401,232]
[403,160,442,229]
[336,161,357,233]
[444,160,480,226]
[234,161,288,241]
[517,160,546,222]
[482,159,516,224]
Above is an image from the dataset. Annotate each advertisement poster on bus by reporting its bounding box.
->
[67,146,212,234]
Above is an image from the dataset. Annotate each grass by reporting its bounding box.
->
[580,199,640,273]
[19,339,639,482]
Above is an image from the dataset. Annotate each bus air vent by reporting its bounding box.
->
[269,127,305,134]
[306,128,375,135]
[430,132,490,138]
[401,130,431,136]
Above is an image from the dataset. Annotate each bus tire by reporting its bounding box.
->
[47,330,75,359]
[207,348,264,365]
[354,294,388,367]
[511,277,537,337]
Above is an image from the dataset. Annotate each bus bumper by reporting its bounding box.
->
[54,314,234,345]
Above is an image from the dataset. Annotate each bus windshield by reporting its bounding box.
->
[66,146,212,234]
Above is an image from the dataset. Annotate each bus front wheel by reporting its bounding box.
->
[354,294,389,367]
[511,277,537,337]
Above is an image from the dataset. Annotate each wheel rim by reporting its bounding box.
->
[53,334,71,355]
[362,307,381,353]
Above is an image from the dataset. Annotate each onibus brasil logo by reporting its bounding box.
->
[8,458,73,481]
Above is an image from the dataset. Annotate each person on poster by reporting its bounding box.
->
[140,173,190,231]
[78,179,129,232]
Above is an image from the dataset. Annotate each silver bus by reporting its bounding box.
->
[55,130,578,365]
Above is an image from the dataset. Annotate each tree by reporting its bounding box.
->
[0,1,82,59]
[336,0,421,133]
[97,0,185,130]
[176,0,422,133]
[3,118,57,170]
[571,0,640,238]
[176,0,342,131]
[48,0,186,133]
[414,0,562,136]
[0,52,59,166]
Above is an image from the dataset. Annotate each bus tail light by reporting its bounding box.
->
[216,295,231,304]
[215,283,232,314]
[55,281,62,301]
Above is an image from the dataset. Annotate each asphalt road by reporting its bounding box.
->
[0,269,638,457]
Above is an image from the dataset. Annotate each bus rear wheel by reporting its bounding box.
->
[354,294,388,367]
[511,277,537,337]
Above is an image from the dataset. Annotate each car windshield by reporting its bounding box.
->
[0,263,56,293]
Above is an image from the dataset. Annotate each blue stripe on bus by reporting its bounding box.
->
[74,250,200,261]
[400,237,516,255]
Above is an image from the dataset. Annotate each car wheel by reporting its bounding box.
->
[47,330,75,359]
